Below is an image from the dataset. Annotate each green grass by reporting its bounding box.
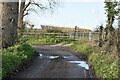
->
[26,35,75,45]
[69,41,119,78]
[2,35,74,79]
[2,39,36,79]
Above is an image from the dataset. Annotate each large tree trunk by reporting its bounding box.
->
[0,2,2,48]
[118,24,120,54]
[1,1,19,48]
[18,1,25,35]
[118,3,120,55]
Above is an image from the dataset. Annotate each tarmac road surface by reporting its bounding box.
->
[11,45,94,78]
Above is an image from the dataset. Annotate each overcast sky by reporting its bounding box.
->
[24,0,108,30]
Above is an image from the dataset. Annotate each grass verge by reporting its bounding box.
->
[69,41,119,78]
[2,39,36,79]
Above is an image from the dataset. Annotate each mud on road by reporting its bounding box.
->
[10,44,95,78]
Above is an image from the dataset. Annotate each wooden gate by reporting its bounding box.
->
[69,32,99,41]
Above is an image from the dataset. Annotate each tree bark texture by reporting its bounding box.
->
[1,1,19,48]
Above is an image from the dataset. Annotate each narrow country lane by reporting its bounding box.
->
[11,45,94,78]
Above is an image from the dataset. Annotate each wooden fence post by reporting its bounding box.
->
[76,32,78,40]
[74,26,77,40]
[82,32,84,40]
[69,32,72,38]
[89,32,92,41]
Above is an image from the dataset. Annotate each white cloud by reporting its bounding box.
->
[91,9,96,14]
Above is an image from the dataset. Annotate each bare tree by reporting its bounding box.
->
[18,0,25,35]
[18,0,59,35]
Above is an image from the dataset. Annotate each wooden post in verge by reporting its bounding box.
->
[74,26,77,40]
[89,32,92,41]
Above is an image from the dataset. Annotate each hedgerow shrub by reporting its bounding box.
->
[27,35,75,45]
[46,29,62,33]
[46,37,74,44]
[69,41,119,78]
[2,40,36,78]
